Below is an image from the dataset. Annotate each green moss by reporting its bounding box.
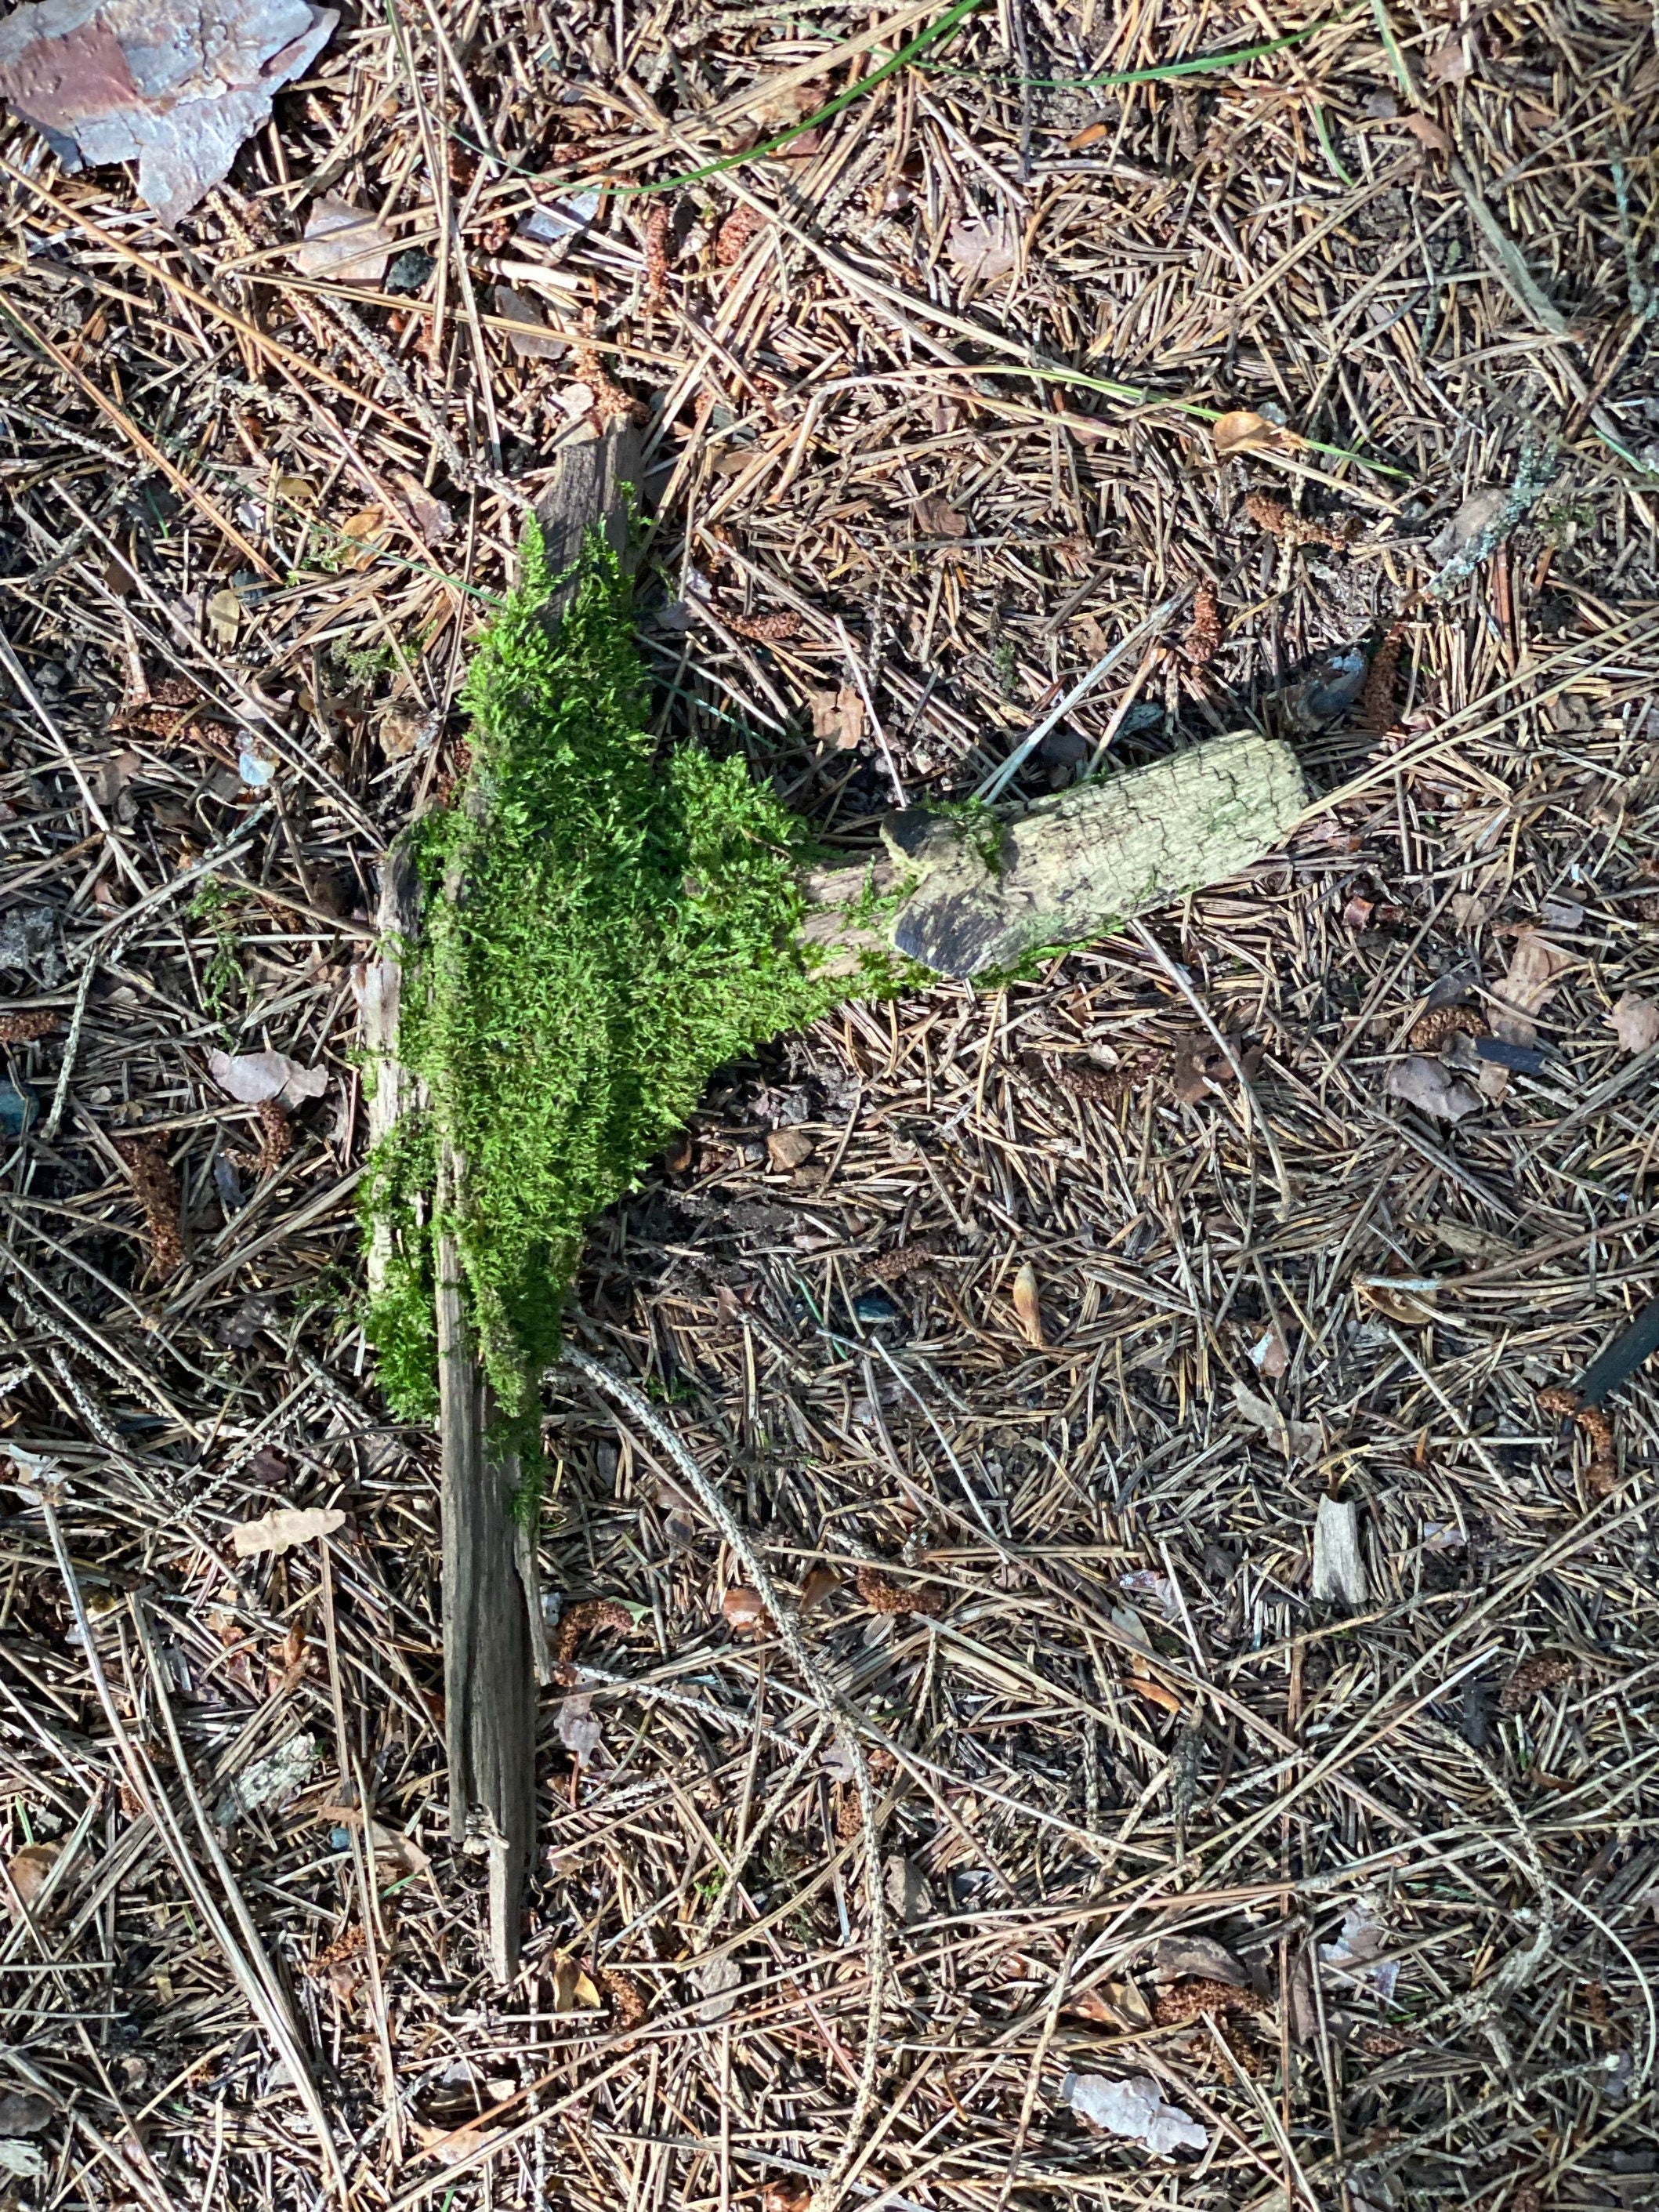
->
[364,523,865,1435]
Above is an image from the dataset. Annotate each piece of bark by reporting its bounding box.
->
[435,1151,537,1985]
[801,729,1306,981]
[1312,1495,1367,1608]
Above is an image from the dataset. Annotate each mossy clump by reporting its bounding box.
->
[363,522,853,1434]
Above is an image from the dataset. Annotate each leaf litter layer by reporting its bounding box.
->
[0,0,1657,2207]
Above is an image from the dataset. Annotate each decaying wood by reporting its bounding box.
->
[802,728,1307,980]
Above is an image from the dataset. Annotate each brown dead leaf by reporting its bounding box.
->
[766,1127,815,1173]
[761,2185,812,2212]
[230,1505,346,1558]
[915,492,967,537]
[1126,1663,1184,1715]
[551,1956,604,2012]
[394,472,453,546]
[1399,112,1452,154]
[1012,1260,1045,1347]
[810,686,864,750]
[295,196,395,285]
[1231,1380,1320,1463]
[799,1564,841,1614]
[1211,410,1306,459]
[1067,1978,1154,2029]
[491,284,566,362]
[1386,1056,1481,1122]
[5,1842,60,1920]
[1610,992,1659,1054]
[1425,35,1474,82]
[1147,1932,1249,1985]
[947,216,1019,285]
[722,1586,768,1634]
[1482,927,1569,1100]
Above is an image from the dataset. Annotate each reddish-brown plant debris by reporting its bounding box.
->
[255,1098,292,1177]
[862,1240,939,1283]
[715,205,766,267]
[1028,1048,1162,1104]
[1153,1978,1267,2025]
[1407,1003,1489,1053]
[854,1562,943,1615]
[643,205,672,306]
[723,609,802,643]
[1244,491,1358,549]
[1498,1648,1576,1716]
[599,1967,650,2030]
[0,1009,59,1043]
[1182,581,1223,663]
[1538,1387,1618,1495]
[117,1137,183,1275]
[1362,619,1407,733]
[553,1598,635,1665]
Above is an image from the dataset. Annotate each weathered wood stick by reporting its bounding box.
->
[802,728,1306,981]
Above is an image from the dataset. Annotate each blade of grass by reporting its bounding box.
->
[969,28,1316,89]
[604,0,986,198]
[1311,103,1357,187]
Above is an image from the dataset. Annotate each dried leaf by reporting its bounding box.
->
[1146,1933,1248,1986]
[491,283,566,362]
[1429,488,1509,564]
[0,0,338,226]
[230,1505,346,1557]
[206,587,242,644]
[555,1693,603,1764]
[1249,1318,1291,1378]
[1482,927,1570,1101]
[810,686,864,750]
[1012,1260,1046,1347]
[1231,1380,1320,1463]
[1399,112,1451,154]
[1610,992,1659,1054]
[694,1953,742,2022]
[761,2183,811,2212]
[0,2094,51,2137]
[208,1048,329,1108]
[1211,410,1305,459]
[551,1956,603,2012]
[721,1585,768,1634]
[947,216,1019,285]
[1062,2072,1208,2157]
[5,1842,60,1919]
[914,492,967,537]
[1067,1978,1154,2029]
[884,1853,933,1925]
[766,1127,814,1173]
[0,2142,45,2182]
[395,471,453,546]
[799,1565,841,1614]
[1320,1898,1399,2000]
[1386,1055,1481,1122]
[1425,35,1474,82]
[1125,1666,1183,1715]
[294,194,394,284]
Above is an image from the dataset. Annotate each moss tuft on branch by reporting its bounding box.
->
[364,522,849,1431]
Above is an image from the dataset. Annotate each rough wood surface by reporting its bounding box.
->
[360,830,421,1304]
[803,729,1307,981]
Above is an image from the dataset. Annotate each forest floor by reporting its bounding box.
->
[2,1,1658,2208]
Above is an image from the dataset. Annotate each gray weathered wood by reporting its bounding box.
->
[801,728,1306,981]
